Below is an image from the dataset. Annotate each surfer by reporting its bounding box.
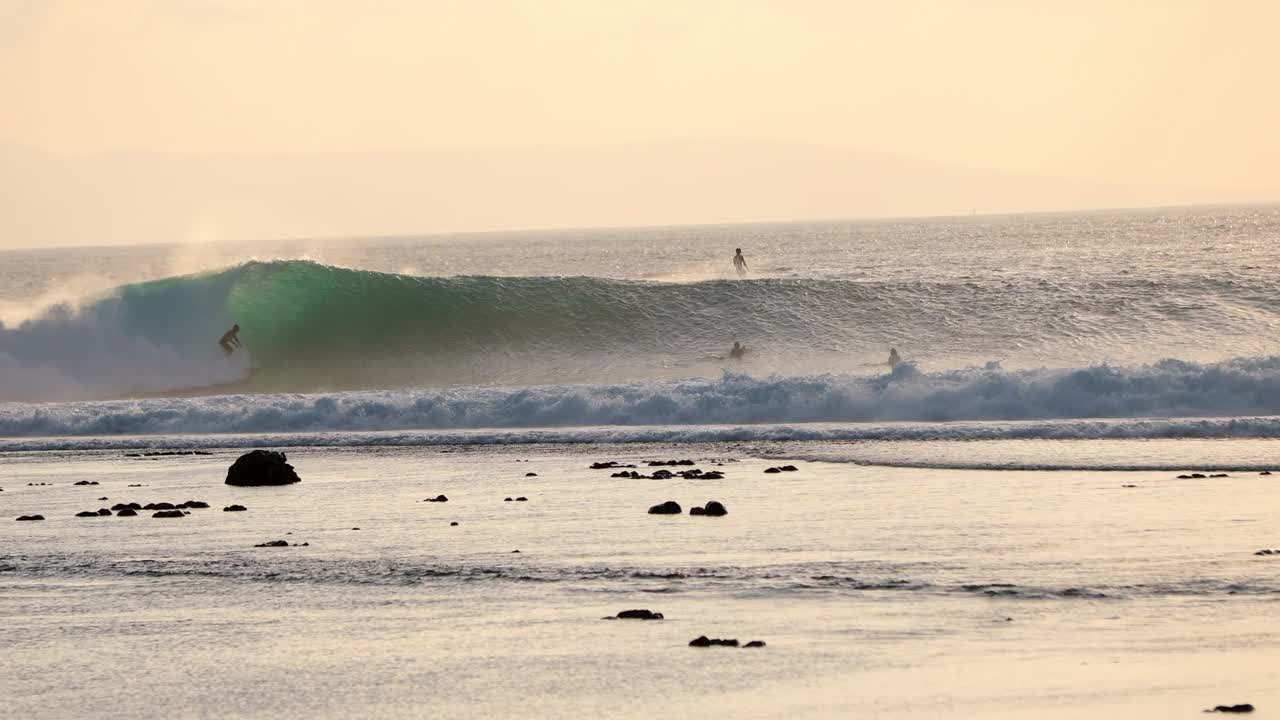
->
[732,248,748,277]
[887,347,902,368]
[219,324,242,356]
[728,341,747,360]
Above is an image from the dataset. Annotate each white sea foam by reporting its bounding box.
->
[5,359,1280,447]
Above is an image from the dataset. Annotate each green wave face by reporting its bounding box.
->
[65,258,1280,394]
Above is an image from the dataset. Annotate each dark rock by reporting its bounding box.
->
[650,469,675,479]
[1261,471,1272,476]
[97,508,112,516]
[225,450,301,486]
[16,515,44,521]
[424,495,448,502]
[743,640,767,648]
[73,480,99,486]
[128,484,144,487]
[180,501,210,509]
[763,467,782,474]
[525,472,537,477]
[151,502,176,511]
[223,505,247,512]
[98,496,108,500]
[1210,473,1229,478]
[590,461,635,470]
[614,609,664,620]
[152,510,184,518]
[701,501,727,517]
[648,501,682,515]
[700,471,725,479]
[780,465,798,472]
[516,496,528,502]
[1255,549,1280,556]
[255,540,289,547]
[1177,473,1207,479]
[504,497,513,501]
[116,508,137,517]
[450,521,459,526]
[689,636,738,647]
[1122,484,1138,488]
[76,511,99,517]
[511,549,521,553]
[1207,704,1255,713]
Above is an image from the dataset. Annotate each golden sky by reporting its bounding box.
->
[0,0,1276,246]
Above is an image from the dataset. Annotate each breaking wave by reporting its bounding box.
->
[4,259,1280,401]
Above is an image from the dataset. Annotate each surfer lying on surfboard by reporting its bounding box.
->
[219,324,242,356]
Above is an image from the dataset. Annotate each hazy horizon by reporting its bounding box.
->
[3,0,1278,248]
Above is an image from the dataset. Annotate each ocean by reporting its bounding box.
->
[3,206,1279,718]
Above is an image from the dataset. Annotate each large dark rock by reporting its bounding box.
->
[152,510,184,518]
[116,508,137,517]
[255,540,289,547]
[223,505,247,512]
[648,501,682,515]
[179,500,210,509]
[1207,704,1255,713]
[424,495,448,503]
[225,450,301,486]
[75,511,99,517]
[96,508,112,516]
[16,515,44,521]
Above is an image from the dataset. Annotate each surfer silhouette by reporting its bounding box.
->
[887,347,902,368]
[733,248,748,277]
[728,341,747,360]
[219,324,242,356]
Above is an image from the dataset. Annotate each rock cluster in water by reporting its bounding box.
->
[605,609,664,620]
[690,501,728,516]
[763,465,799,474]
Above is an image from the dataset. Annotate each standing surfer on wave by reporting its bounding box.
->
[219,324,242,356]
[733,248,748,277]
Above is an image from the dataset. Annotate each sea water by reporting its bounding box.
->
[2,206,1279,718]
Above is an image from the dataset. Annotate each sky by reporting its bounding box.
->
[1,0,1277,247]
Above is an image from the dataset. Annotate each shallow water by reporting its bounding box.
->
[3,442,1277,718]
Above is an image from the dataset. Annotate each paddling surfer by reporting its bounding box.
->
[219,324,242,356]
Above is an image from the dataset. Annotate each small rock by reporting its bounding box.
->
[255,540,289,547]
[1210,473,1229,478]
[424,494,448,502]
[450,521,459,526]
[690,500,727,517]
[648,500,682,515]
[511,549,521,553]
[1254,549,1280,556]
[504,497,513,501]
[16,515,45,521]
[1261,471,1272,476]
[76,511,99,518]
[614,609,664,620]
[1207,704,1255,713]
[689,636,738,647]
[516,496,528,502]
[180,501,210,509]
[96,508,112,516]
[152,510,184,518]
[525,472,537,477]
[743,640,766,648]
[73,480,99,486]
[98,496,108,500]
[763,467,782,474]
[116,508,137,517]
[1121,484,1138,488]
[223,505,248,512]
